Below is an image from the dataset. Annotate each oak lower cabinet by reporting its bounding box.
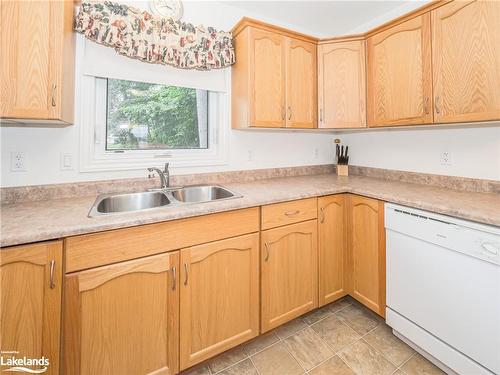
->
[63,252,179,375]
[179,233,260,370]
[261,220,318,332]
[318,195,348,306]
[431,0,500,123]
[0,241,63,375]
[347,195,386,317]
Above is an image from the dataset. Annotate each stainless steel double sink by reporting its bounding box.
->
[88,185,241,217]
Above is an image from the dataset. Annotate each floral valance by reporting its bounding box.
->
[74,1,236,71]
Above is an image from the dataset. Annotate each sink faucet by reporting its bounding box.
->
[148,163,170,189]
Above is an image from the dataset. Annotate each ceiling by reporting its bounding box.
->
[220,1,429,37]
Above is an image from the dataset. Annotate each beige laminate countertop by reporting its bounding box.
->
[1,174,499,247]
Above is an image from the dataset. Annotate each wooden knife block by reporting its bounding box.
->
[337,165,348,176]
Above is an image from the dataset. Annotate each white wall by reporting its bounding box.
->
[337,124,500,181]
[1,1,499,187]
[0,1,335,188]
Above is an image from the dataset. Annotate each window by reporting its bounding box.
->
[106,79,208,151]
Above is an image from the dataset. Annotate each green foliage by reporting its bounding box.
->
[106,79,205,150]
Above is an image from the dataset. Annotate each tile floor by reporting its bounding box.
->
[180,297,446,375]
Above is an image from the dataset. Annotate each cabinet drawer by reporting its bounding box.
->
[65,208,259,272]
[261,198,317,230]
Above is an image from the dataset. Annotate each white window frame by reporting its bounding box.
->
[78,74,229,172]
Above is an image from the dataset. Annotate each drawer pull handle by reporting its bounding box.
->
[284,210,300,217]
[264,242,270,262]
[171,266,176,290]
[320,207,325,223]
[49,260,56,289]
[184,263,189,286]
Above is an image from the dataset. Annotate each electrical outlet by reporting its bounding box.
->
[247,149,254,162]
[440,151,452,166]
[313,147,319,159]
[10,152,26,171]
[60,152,74,170]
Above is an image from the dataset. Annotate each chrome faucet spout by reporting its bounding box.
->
[147,165,168,189]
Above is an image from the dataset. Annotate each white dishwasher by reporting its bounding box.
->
[385,203,500,375]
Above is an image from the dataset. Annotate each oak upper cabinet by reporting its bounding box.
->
[431,0,500,123]
[318,195,348,306]
[0,0,75,125]
[249,28,287,128]
[287,38,317,128]
[231,20,317,129]
[347,195,386,317]
[63,252,179,375]
[367,14,432,127]
[179,234,260,370]
[318,40,367,128]
[261,220,318,332]
[0,241,63,375]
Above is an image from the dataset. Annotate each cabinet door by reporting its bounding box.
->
[318,41,366,129]
[286,38,317,128]
[63,252,179,375]
[250,28,286,127]
[367,15,433,127]
[347,195,386,317]
[1,241,62,375]
[179,234,259,370]
[261,220,318,332]
[432,0,500,123]
[318,195,347,306]
[0,0,74,121]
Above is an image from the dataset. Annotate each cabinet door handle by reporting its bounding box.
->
[183,263,189,285]
[284,210,300,217]
[264,242,270,262]
[171,266,176,290]
[424,97,430,114]
[319,108,323,123]
[51,84,57,107]
[288,106,292,120]
[281,106,286,121]
[320,207,325,223]
[49,260,56,289]
[435,96,440,114]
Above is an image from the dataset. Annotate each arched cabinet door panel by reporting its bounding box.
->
[318,41,366,129]
[367,14,433,127]
[318,194,348,306]
[347,195,386,317]
[63,252,179,375]
[431,0,500,123]
[287,39,317,128]
[250,28,287,128]
[179,233,260,370]
[261,220,318,332]
[1,241,63,375]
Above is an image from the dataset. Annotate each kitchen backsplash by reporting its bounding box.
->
[1,164,498,205]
